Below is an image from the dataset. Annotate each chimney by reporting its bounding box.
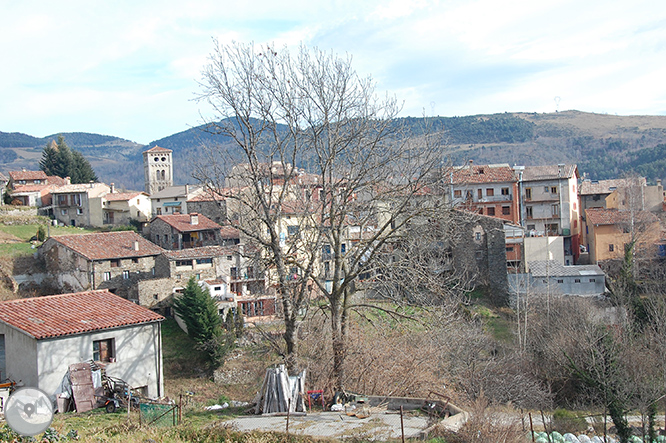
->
[65,176,71,185]
[558,163,565,177]
[185,184,189,195]
[110,183,115,193]
[133,240,139,251]
[190,213,199,225]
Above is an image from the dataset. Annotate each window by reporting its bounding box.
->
[589,278,596,282]
[156,208,162,215]
[475,232,481,241]
[227,256,232,261]
[76,208,83,215]
[454,190,462,198]
[176,260,193,267]
[501,187,509,196]
[93,338,115,362]
[557,279,564,283]
[527,224,535,230]
[477,189,483,199]
[525,188,532,199]
[544,186,549,193]
[526,206,533,218]
[122,270,130,280]
[574,278,581,283]
[214,286,221,291]
[551,204,559,216]
[486,188,494,196]
[110,259,120,268]
[502,206,510,215]
[197,258,213,266]
[609,244,614,252]
[103,271,111,281]
[475,251,483,260]
[506,246,514,252]
[131,258,139,264]
[487,207,495,216]
[551,186,558,194]
[287,225,300,237]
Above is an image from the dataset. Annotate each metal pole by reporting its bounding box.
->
[286,398,291,435]
[179,394,182,424]
[400,405,405,443]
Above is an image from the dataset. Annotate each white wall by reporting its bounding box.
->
[0,324,38,387]
[30,322,163,398]
[524,236,564,270]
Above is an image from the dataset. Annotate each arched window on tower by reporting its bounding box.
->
[156,170,160,180]
[161,170,166,180]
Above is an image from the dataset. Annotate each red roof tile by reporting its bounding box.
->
[450,164,517,185]
[586,207,659,225]
[152,213,222,232]
[144,146,172,153]
[46,231,164,260]
[105,192,146,201]
[47,176,69,186]
[579,178,646,196]
[9,170,48,181]
[11,184,53,193]
[0,290,163,339]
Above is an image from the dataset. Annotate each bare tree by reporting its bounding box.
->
[195,41,443,387]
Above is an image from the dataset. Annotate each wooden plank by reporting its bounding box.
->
[69,363,95,413]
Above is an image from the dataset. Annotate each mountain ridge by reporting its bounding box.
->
[3,110,666,190]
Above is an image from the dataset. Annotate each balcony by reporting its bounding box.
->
[476,194,512,203]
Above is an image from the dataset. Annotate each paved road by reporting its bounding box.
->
[221,411,432,440]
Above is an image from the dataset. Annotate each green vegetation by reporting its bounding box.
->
[40,135,98,184]
[173,277,234,369]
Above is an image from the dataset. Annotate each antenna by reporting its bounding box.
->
[554,96,561,113]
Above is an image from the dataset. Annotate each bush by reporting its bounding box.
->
[551,408,588,434]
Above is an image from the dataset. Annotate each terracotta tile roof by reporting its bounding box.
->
[9,170,48,181]
[163,245,237,260]
[450,164,517,185]
[522,164,578,181]
[11,184,53,193]
[47,176,69,186]
[51,183,109,194]
[152,213,221,232]
[579,178,646,195]
[105,192,146,202]
[144,145,172,153]
[187,188,232,202]
[586,207,659,225]
[219,226,240,239]
[46,231,164,260]
[0,290,163,339]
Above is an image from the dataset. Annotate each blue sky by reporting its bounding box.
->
[2,0,666,144]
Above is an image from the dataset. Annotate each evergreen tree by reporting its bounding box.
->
[173,277,227,367]
[39,135,97,184]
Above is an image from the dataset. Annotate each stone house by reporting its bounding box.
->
[51,182,110,227]
[448,162,520,224]
[8,184,54,207]
[149,185,203,217]
[148,213,224,250]
[137,245,273,319]
[0,290,164,399]
[8,170,48,189]
[102,188,152,226]
[186,189,229,225]
[39,231,165,301]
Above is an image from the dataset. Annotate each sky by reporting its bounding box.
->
[3,0,666,145]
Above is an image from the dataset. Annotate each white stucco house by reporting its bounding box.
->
[0,290,164,399]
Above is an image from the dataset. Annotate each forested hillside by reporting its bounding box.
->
[4,111,666,190]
